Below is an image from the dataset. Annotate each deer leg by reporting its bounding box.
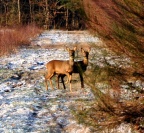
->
[49,79,54,90]
[65,76,69,84]
[61,75,66,89]
[57,74,63,89]
[45,72,54,90]
[69,74,72,92]
[57,74,66,89]
[45,75,48,91]
[57,75,60,89]
[79,73,84,89]
[65,74,71,91]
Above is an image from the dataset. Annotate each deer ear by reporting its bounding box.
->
[87,47,91,52]
[65,46,70,51]
[73,46,77,51]
[81,48,84,52]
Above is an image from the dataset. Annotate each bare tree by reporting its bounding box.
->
[17,0,21,23]
[45,0,49,29]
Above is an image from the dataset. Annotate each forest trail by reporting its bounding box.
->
[0,30,98,133]
[0,30,140,133]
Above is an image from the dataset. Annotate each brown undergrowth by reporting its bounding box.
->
[74,95,144,132]
[74,0,144,132]
[73,59,144,132]
[74,68,144,133]
[75,65,144,133]
[83,0,144,72]
[0,24,42,56]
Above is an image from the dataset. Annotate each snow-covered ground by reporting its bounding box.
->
[0,30,142,133]
[0,30,98,133]
[32,30,100,46]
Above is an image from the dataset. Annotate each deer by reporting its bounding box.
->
[57,47,91,89]
[45,46,77,92]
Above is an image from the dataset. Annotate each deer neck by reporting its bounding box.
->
[83,56,88,66]
[69,56,74,66]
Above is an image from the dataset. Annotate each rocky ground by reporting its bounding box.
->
[0,30,143,133]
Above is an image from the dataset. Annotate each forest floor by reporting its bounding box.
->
[0,30,143,133]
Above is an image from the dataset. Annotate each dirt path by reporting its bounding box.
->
[0,30,98,133]
[0,30,141,133]
[0,47,95,133]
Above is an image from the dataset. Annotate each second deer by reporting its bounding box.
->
[57,47,91,89]
[45,47,76,92]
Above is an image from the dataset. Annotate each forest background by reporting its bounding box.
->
[1,0,85,29]
[1,0,143,64]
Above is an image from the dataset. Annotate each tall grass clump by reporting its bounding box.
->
[83,0,144,71]
[74,62,144,132]
[0,24,42,56]
[74,0,144,132]
[74,91,144,132]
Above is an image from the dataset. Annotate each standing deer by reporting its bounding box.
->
[57,47,91,89]
[45,47,77,92]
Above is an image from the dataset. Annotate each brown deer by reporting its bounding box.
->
[45,47,77,92]
[57,47,91,89]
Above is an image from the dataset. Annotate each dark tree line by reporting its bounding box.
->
[0,0,86,29]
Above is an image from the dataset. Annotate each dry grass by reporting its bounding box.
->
[74,86,144,132]
[77,1,144,132]
[73,62,144,132]
[83,0,144,69]
[0,24,42,56]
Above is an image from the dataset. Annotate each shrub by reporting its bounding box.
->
[0,24,42,56]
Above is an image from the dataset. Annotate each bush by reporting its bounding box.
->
[0,24,42,56]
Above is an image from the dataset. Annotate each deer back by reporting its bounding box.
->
[46,60,74,74]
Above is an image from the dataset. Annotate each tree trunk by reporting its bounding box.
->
[17,0,21,23]
[4,4,8,26]
[65,8,69,29]
[45,0,49,29]
[29,0,32,23]
[72,12,75,28]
